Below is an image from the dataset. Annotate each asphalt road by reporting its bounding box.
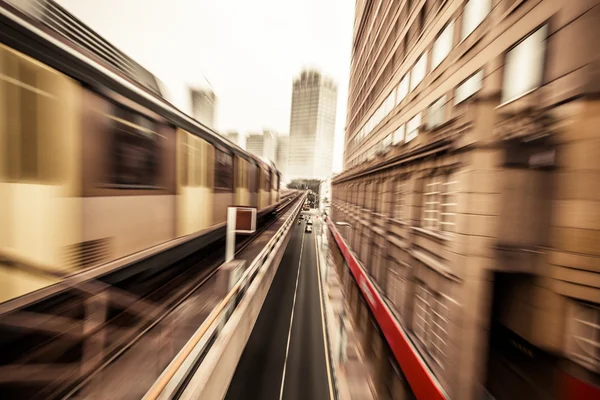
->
[225,210,332,400]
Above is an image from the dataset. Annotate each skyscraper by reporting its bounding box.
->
[223,131,245,149]
[189,87,217,128]
[276,135,289,183]
[288,69,337,180]
[245,130,277,162]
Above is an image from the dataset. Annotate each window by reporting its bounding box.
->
[383,134,393,148]
[406,113,422,142]
[410,52,428,91]
[9,62,39,180]
[566,301,600,372]
[214,148,233,190]
[422,172,456,232]
[249,163,257,192]
[454,69,483,105]
[396,74,410,105]
[2,47,62,183]
[502,25,547,103]
[430,293,450,367]
[181,138,188,186]
[110,105,160,188]
[387,263,407,314]
[432,21,454,70]
[427,96,447,129]
[413,282,453,369]
[265,169,271,191]
[181,134,209,187]
[461,0,492,40]
[385,91,396,115]
[394,178,407,220]
[393,125,405,144]
[414,284,432,346]
[423,175,442,230]
[441,172,457,233]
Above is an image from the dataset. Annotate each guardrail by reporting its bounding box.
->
[144,193,306,400]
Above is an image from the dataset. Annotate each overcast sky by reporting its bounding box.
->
[57,0,354,172]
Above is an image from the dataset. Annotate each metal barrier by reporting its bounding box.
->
[144,194,306,400]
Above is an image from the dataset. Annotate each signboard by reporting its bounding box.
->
[234,207,257,234]
[226,207,257,262]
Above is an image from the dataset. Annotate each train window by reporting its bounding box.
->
[180,135,189,186]
[194,139,206,187]
[256,166,261,191]
[109,105,160,188]
[1,46,62,183]
[214,148,233,190]
[249,163,257,192]
[236,157,248,188]
[264,169,271,191]
[181,133,209,187]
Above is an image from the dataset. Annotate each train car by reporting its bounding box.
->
[0,0,282,303]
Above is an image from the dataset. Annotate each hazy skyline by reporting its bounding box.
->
[57,0,354,172]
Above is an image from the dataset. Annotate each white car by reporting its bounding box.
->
[305,226,312,233]
[307,219,313,225]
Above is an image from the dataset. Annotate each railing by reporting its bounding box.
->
[144,193,305,400]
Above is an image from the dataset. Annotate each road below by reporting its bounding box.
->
[225,210,332,400]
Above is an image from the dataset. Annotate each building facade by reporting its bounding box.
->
[331,1,600,399]
[276,135,289,183]
[190,87,217,128]
[288,69,338,180]
[224,131,245,149]
[246,130,277,163]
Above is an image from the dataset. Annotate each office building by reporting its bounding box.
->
[245,130,277,163]
[224,131,245,149]
[190,87,217,128]
[288,69,337,180]
[276,135,289,183]
[331,1,600,399]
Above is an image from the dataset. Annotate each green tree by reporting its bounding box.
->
[286,179,321,195]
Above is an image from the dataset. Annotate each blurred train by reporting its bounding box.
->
[0,0,281,301]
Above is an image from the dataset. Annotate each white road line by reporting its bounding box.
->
[314,222,335,400]
[279,225,305,400]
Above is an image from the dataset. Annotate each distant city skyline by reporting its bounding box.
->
[224,130,290,182]
[56,0,354,172]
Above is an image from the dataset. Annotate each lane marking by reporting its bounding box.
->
[314,220,335,400]
[279,223,304,400]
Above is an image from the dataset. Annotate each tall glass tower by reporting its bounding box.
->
[288,69,337,180]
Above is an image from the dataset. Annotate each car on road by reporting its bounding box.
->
[307,219,313,225]
[305,226,312,233]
